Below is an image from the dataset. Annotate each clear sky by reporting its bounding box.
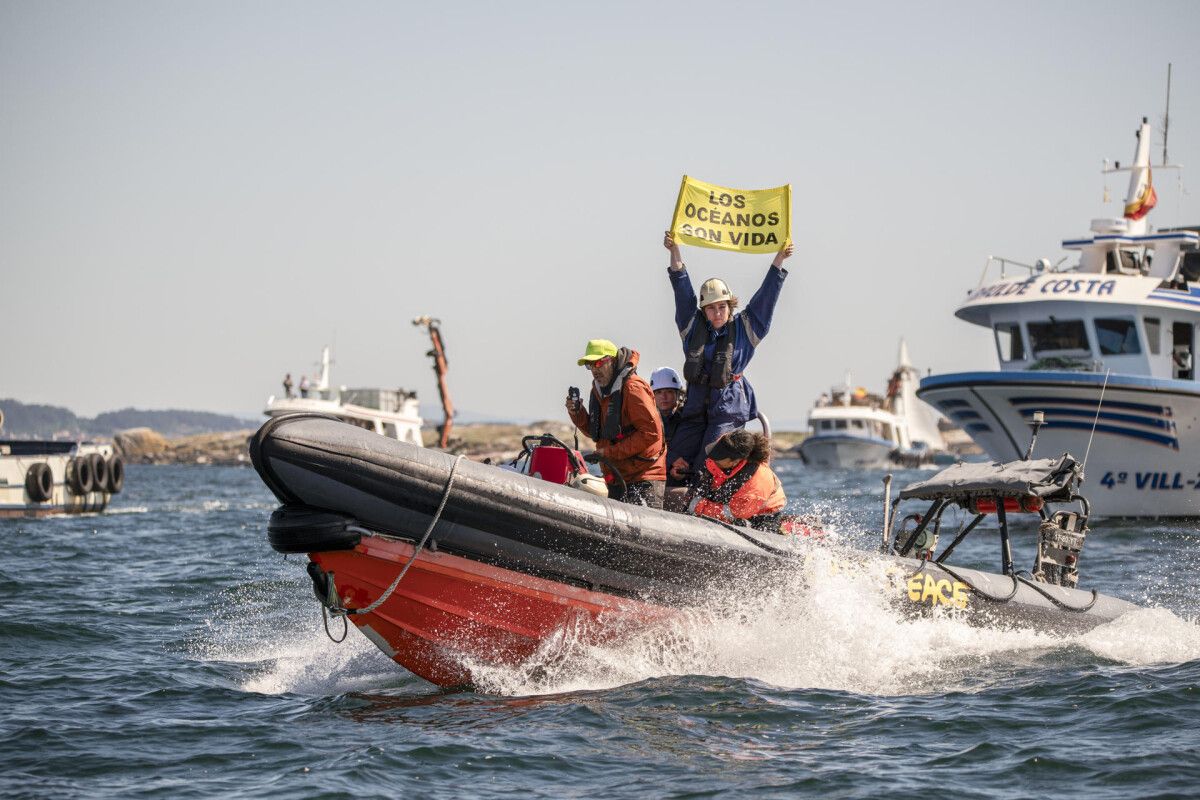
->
[3,1,1198,428]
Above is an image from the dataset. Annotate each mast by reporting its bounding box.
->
[317,346,331,391]
[1122,118,1155,234]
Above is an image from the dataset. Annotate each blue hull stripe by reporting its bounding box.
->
[1014,406,1175,431]
[1008,395,1171,416]
[1040,420,1179,449]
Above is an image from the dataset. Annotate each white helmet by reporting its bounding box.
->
[699,277,733,308]
[650,367,683,391]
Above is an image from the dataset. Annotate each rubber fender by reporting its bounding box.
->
[66,457,93,495]
[25,462,53,503]
[88,453,108,494]
[267,505,362,554]
[105,455,125,493]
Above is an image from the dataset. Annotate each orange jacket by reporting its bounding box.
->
[568,349,667,484]
[694,458,786,522]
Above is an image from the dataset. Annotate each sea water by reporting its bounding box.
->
[1,462,1198,798]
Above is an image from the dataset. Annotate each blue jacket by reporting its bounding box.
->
[669,265,787,427]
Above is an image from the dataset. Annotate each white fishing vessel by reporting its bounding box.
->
[264,346,425,446]
[0,410,125,518]
[799,341,947,469]
[918,117,1200,517]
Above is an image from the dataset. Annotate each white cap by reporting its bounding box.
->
[650,367,683,391]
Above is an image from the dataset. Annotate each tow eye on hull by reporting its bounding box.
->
[306,560,339,606]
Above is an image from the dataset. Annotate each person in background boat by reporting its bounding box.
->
[566,339,667,508]
[662,231,793,483]
[299,374,310,398]
[282,373,294,399]
[691,429,787,531]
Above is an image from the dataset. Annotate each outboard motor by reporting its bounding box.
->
[1033,510,1087,588]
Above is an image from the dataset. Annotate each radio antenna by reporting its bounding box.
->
[1081,369,1111,481]
[1162,63,1172,166]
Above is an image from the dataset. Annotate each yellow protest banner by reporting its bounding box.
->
[669,176,791,254]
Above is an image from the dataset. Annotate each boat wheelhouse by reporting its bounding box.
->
[264,346,424,446]
[919,118,1200,516]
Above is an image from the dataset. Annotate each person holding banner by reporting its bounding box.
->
[662,230,793,484]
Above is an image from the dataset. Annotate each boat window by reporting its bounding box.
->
[1094,318,1141,355]
[851,420,864,429]
[382,422,398,438]
[994,322,1025,361]
[835,420,848,430]
[1105,250,1143,275]
[1144,317,1161,355]
[1028,319,1089,355]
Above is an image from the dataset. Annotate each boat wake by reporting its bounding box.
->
[201,549,1200,700]
[464,546,1200,698]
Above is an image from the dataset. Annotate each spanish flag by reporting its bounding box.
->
[1124,167,1158,221]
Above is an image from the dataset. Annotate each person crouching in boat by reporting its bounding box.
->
[566,339,667,508]
[663,231,793,486]
[692,430,787,531]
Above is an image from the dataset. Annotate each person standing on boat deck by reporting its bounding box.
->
[298,374,310,398]
[566,339,667,508]
[692,430,787,531]
[662,230,793,483]
[282,373,294,399]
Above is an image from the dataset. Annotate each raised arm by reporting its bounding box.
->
[743,242,794,341]
[665,231,698,333]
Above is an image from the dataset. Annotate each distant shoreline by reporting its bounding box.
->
[109,422,814,466]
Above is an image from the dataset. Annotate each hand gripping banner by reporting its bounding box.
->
[669,176,791,254]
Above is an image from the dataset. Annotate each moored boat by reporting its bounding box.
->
[0,438,125,518]
[250,413,1136,689]
[799,341,948,469]
[265,345,424,445]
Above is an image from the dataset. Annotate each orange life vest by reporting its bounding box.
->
[693,458,786,523]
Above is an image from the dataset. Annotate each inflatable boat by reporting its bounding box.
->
[250,413,1137,688]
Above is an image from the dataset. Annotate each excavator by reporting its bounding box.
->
[412,316,454,449]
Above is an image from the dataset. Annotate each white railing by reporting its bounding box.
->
[974,255,1071,290]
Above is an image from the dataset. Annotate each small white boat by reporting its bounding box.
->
[264,346,424,445]
[799,341,948,469]
[0,411,125,517]
[919,117,1200,517]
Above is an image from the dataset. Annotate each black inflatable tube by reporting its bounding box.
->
[251,414,780,601]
